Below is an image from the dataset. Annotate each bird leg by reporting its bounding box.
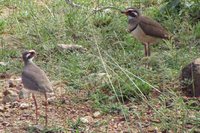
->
[44,93,48,127]
[147,44,150,57]
[143,43,150,68]
[32,94,38,124]
[144,44,148,57]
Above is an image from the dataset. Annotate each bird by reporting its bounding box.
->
[21,50,53,126]
[121,8,169,56]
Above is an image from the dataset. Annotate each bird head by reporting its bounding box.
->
[22,50,36,63]
[121,8,140,19]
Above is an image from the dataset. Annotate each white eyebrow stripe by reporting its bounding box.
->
[133,11,138,16]
[26,53,31,58]
[127,9,134,12]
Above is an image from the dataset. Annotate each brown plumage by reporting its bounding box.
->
[121,8,169,56]
[139,16,169,39]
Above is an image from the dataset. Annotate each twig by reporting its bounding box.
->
[83,6,122,24]
[92,6,122,13]
[65,0,83,8]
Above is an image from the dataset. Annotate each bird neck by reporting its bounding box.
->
[128,16,135,20]
[24,59,34,65]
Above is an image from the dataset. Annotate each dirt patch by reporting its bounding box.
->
[0,77,137,132]
[34,0,52,7]
[0,7,16,19]
[1,34,21,48]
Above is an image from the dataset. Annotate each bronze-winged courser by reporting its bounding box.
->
[121,8,169,56]
[22,50,52,126]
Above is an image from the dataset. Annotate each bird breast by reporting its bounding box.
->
[130,25,158,45]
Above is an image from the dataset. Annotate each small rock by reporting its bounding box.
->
[185,123,193,129]
[0,72,10,79]
[4,113,11,118]
[0,106,5,112]
[20,103,30,109]
[2,90,19,104]
[80,116,93,123]
[26,125,44,132]
[19,88,31,99]
[93,111,101,118]
[58,44,87,52]
[7,77,22,88]
[2,121,10,126]
[20,113,32,120]
[86,73,111,85]
[147,126,158,132]
[10,101,20,108]
[47,96,56,105]
[0,62,7,66]
[150,119,161,123]
[8,80,16,87]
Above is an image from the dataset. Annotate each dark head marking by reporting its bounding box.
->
[121,8,140,18]
[22,50,36,63]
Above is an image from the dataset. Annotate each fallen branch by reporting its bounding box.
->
[65,0,83,8]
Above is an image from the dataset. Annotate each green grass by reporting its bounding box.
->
[1,0,200,132]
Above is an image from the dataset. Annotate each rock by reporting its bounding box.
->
[80,116,93,123]
[7,77,22,88]
[2,121,10,126]
[93,111,101,118]
[86,73,111,86]
[0,62,7,66]
[2,90,19,104]
[10,101,20,108]
[8,80,16,88]
[0,72,10,79]
[26,125,45,132]
[0,106,5,112]
[147,126,158,132]
[58,44,87,53]
[20,103,30,109]
[180,58,200,97]
[47,96,56,105]
[4,113,11,118]
[19,88,31,99]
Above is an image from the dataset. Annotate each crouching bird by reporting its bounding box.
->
[21,50,52,126]
[121,8,169,56]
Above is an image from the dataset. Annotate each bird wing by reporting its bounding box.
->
[22,64,52,93]
[139,16,169,39]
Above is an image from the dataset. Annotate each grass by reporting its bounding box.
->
[0,0,200,132]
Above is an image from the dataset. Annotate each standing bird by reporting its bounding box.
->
[21,50,52,126]
[121,8,169,56]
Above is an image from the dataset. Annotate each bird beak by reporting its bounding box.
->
[121,10,127,15]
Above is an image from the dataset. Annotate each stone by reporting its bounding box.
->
[80,116,93,123]
[180,58,200,97]
[47,96,56,105]
[93,111,101,118]
[57,44,87,52]
[0,62,7,66]
[147,126,158,132]
[0,72,10,79]
[2,121,10,126]
[2,90,19,104]
[20,103,30,109]
[19,88,31,99]
[8,80,16,88]
[0,106,5,112]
